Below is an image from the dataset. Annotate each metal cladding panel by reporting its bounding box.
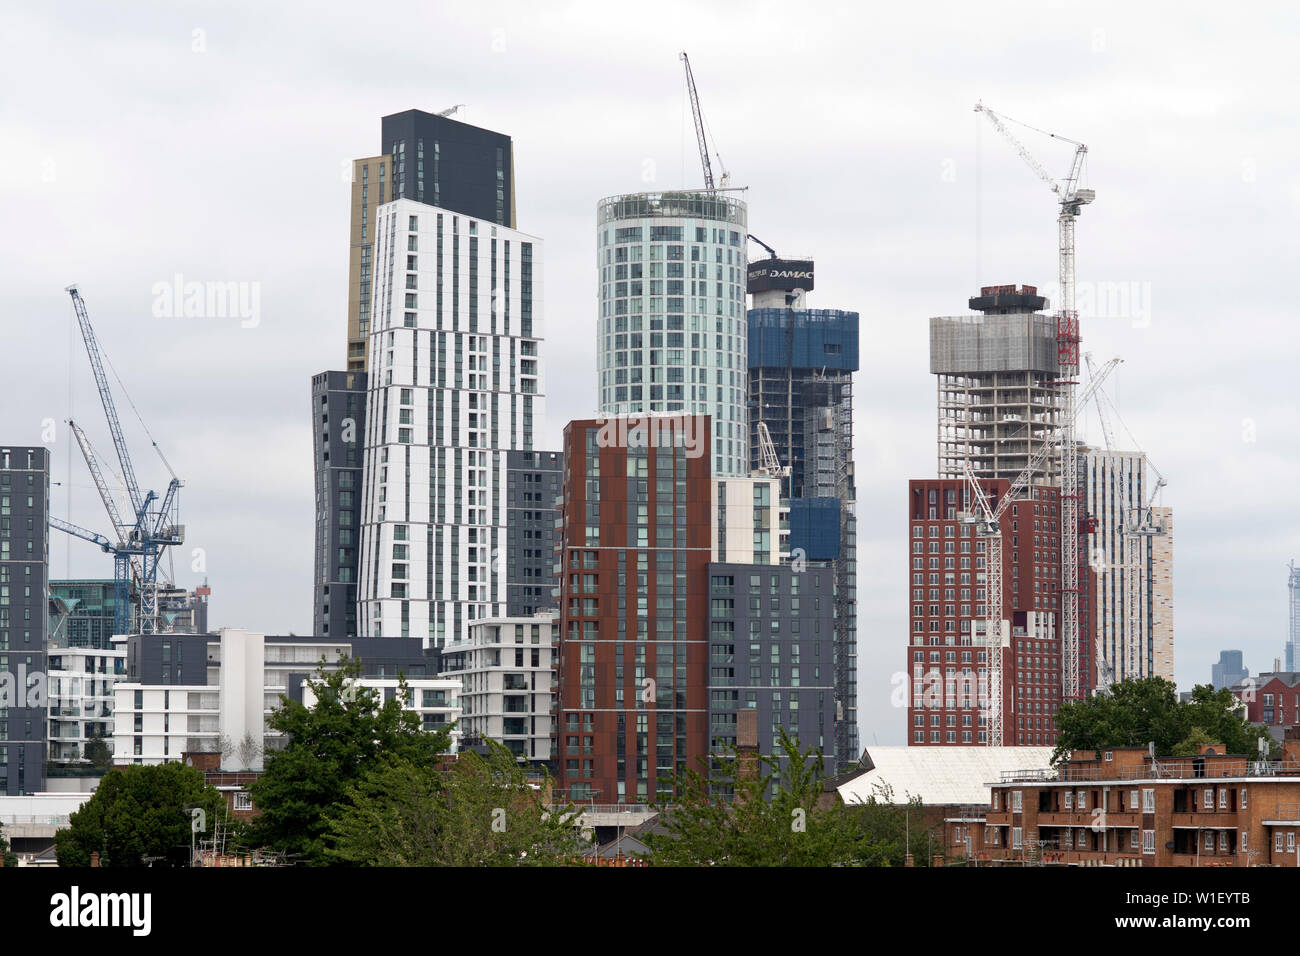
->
[928,313,1060,375]
[747,308,860,372]
[787,497,842,561]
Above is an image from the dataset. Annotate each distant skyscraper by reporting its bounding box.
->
[1,445,49,794]
[1212,650,1248,691]
[596,191,750,477]
[356,198,544,646]
[1288,560,1299,671]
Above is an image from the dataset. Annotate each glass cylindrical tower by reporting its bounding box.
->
[596,191,749,477]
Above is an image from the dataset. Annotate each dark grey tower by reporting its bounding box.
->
[1,446,49,794]
[381,110,515,228]
[312,371,367,637]
[505,450,562,617]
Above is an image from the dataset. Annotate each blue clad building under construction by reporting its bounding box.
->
[746,254,860,767]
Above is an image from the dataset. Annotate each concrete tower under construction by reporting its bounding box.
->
[931,285,1062,483]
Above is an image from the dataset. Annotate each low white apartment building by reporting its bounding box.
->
[112,628,461,768]
[442,612,554,763]
[46,646,125,769]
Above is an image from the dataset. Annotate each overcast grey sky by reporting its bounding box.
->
[2,0,1296,746]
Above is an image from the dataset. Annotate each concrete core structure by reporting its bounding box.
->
[930,285,1062,483]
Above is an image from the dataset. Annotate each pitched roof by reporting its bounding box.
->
[837,746,1054,807]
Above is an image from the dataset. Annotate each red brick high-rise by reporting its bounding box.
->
[907,477,1089,747]
[554,415,713,803]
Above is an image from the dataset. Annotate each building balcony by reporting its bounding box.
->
[1171,812,1239,830]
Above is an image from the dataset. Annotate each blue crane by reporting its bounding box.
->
[51,285,184,635]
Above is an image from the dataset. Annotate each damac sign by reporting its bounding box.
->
[746,258,815,293]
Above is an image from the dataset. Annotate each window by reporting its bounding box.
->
[1142,830,1155,854]
[1142,789,1155,814]
[1203,788,1214,810]
[234,792,253,811]
[1011,790,1022,813]
[1130,830,1140,850]
[1276,832,1284,853]
[1012,827,1023,849]
[1218,788,1228,809]
[1241,788,1248,809]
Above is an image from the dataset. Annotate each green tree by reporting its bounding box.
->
[1,821,17,867]
[841,782,936,867]
[1053,677,1274,763]
[249,657,450,865]
[1171,727,1222,757]
[54,762,227,867]
[83,734,113,773]
[325,739,583,866]
[643,728,903,866]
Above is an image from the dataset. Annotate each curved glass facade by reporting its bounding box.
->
[596,191,749,477]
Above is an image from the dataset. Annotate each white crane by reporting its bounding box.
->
[961,356,1121,746]
[756,420,791,480]
[975,101,1094,702]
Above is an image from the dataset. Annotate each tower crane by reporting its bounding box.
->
[961,356,1121,745]
[1084,354,1117,452]
[756,421,791,480]
[48,515,135,637]
[55,285,184,635]
[680,52,730,191]
[975,101,1095,702]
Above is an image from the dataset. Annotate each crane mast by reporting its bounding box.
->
[963,356,1120,745]
[755,420,791,480]
[58,285,183,635]
[680,52,728,191]
[974,102,1094,702]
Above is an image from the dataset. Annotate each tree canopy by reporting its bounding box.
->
[249,656,451,865]
[325,739,583,866]
[1,821,16,867]
[1053,678,1274,764]
[642,728,932,866]
[54,762,228,867]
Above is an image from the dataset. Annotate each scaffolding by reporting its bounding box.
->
[931,311,1063,483]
